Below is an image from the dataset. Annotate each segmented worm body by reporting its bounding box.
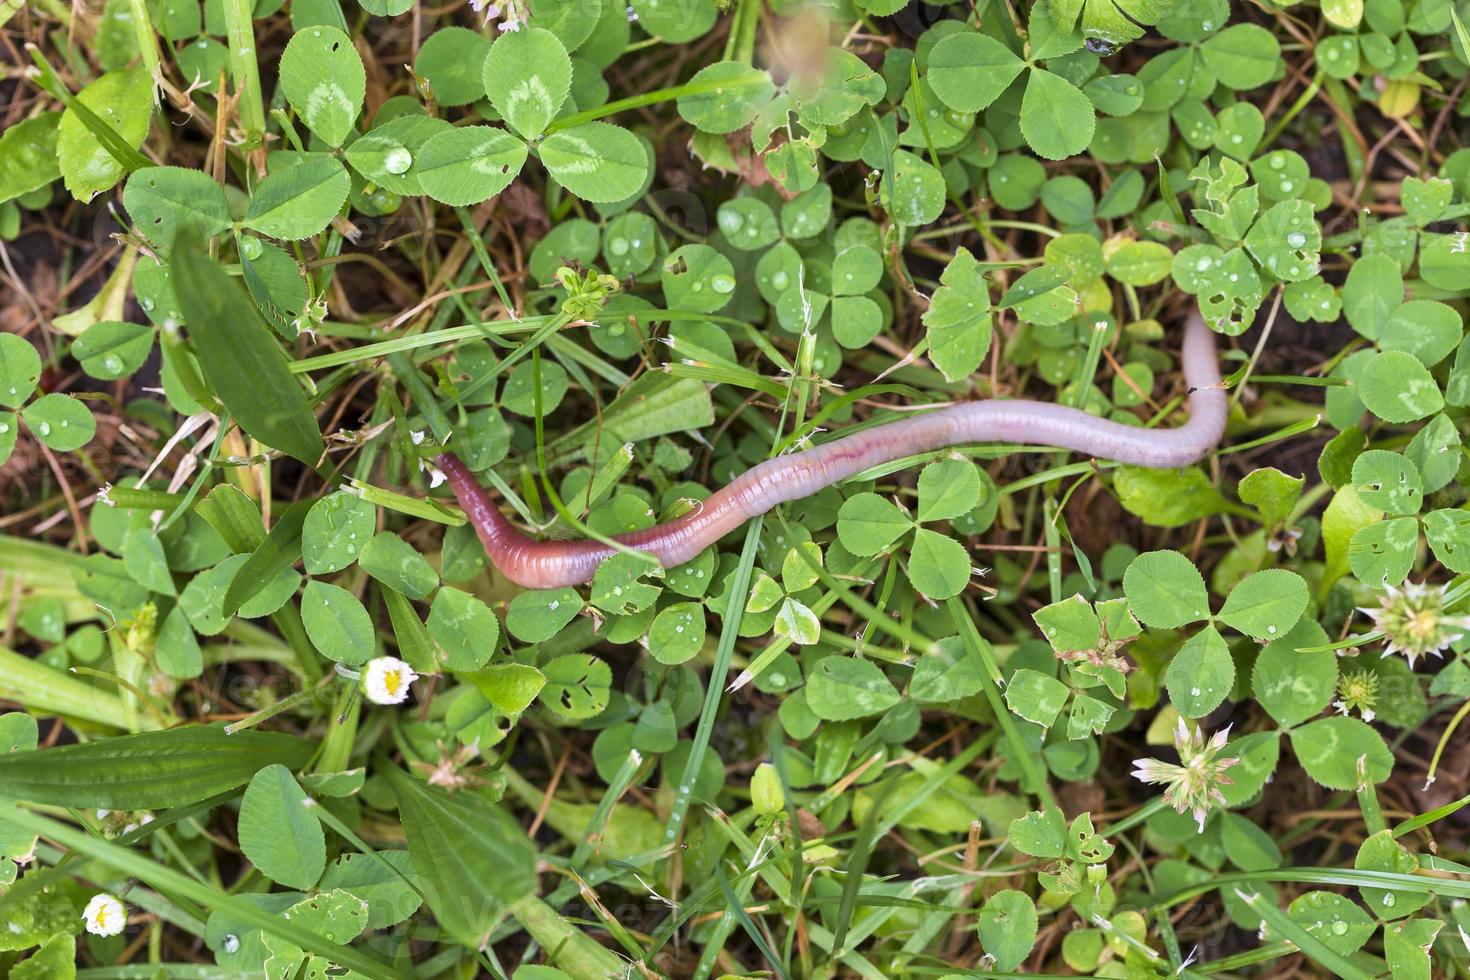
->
[440,310,1226,589]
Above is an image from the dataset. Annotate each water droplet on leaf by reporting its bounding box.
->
[384,147,413,174]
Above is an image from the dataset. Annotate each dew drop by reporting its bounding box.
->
[608,237,630,256]
[1331,921,1348,935]
[141,298,156,311]
[384,146,413,175]
[1269,153,1286,170]
[1190,686,1201,697]
[223,934,240,953]
[770,270,790,291]
[241,236,263,260]
[1382,894,1396,907]
[36,422,50,437]
[710,274,735,294]
[1286,231,1307,248]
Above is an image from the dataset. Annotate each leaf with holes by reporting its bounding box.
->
[1351,450,1423,517]
[806,656,900,720]
[124,167,232,249]
[976,890,1038,972]
[540,653,612,719]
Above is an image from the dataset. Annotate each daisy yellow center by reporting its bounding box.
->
[382,668,404,696]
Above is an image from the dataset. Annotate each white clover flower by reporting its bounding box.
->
[1334,669,1379,722]
[363,656,418,705]
[467,0,501,23]
[1359,580,1470,669]
[82,893,127,936]
[418,456,446,488]
[1131,718,1239,832]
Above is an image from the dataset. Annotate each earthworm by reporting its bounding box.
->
[438,310,1226,590]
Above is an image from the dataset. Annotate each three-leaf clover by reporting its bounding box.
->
[927,9,1098,160]
[746,542,826,646]
[1123,550,1310,717]
[836,457,981,600]
[1018,594,1142,737]
[0,333,97,461]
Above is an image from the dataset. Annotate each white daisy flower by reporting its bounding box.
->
[82,893,127,937]
[362,656,418,705]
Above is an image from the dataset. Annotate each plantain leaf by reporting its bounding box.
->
[385,764,536,945]
[172,233,323,466]
[0,727,315,809]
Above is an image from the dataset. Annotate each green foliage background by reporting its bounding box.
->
[3,0,1470,974]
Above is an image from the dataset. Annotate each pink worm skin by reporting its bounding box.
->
[439,310,1226,590]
